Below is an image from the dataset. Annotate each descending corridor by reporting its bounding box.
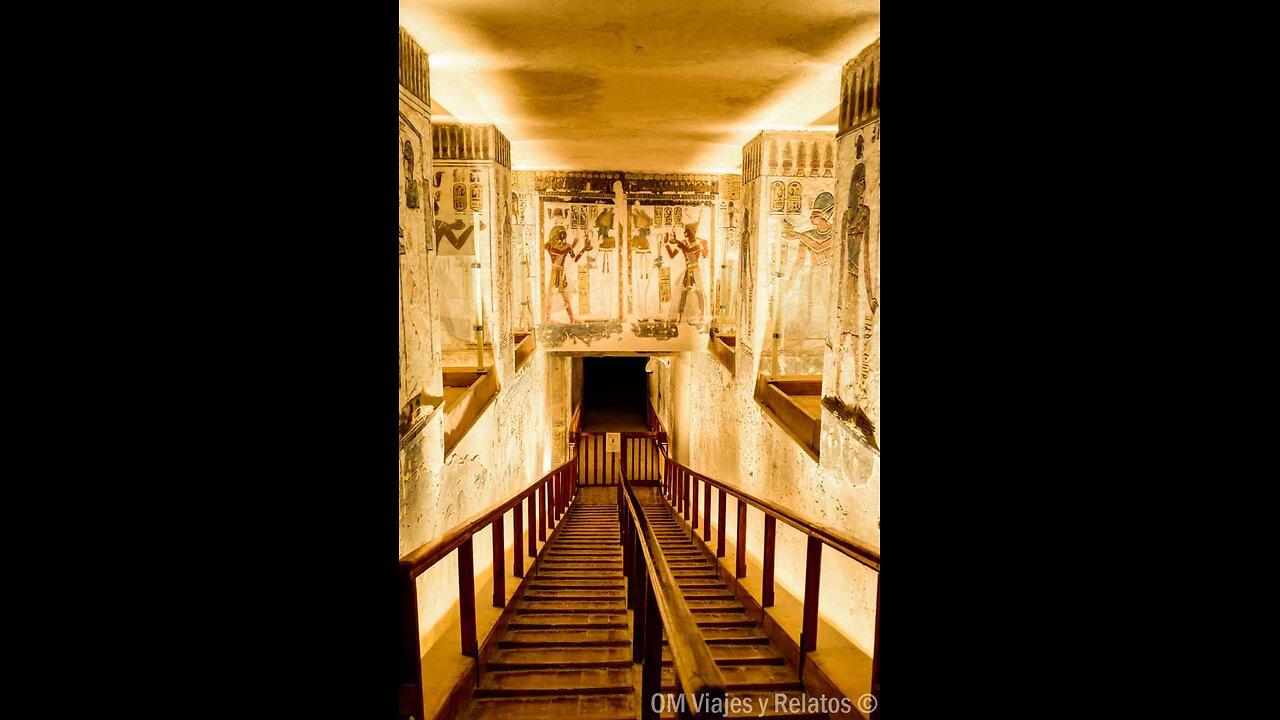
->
[638,491,826,720]
[464,494,636,719]
[456,487,832,720]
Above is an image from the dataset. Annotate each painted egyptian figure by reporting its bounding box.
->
[665,224,707,324]
[543,224,588,323]
[844,164,877,313]
[782,191,837,294]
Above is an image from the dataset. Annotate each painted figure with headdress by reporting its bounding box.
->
[775,191,837,370]
[543,224,588,323]
[664,213,708,324]
[594,206,616,272]
[782,191,837,294]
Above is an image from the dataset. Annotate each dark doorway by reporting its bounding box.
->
[581,357,648,431]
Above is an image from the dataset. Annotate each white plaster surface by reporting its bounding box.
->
[677,348,880,655]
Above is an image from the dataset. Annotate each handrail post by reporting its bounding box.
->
[458,538,478,657]
[735,498,747,578]
[513,504,524,577]
[544,477,552,533]
[549,471,557,523]
[762,515,776,607]
[398,567,424,720]
[491,515,506,607]
[871,571,880,720]
[527,494,537,558]
[537,484,546,542]
[702,481,711,542]
[686,470,692,520]
[629,511,642,611]
[623,494,634,584]
[641,581,662,720]
[690,474,698,528]
[632,531,646,650]
[716,489,727,558]
[799,535,821,677]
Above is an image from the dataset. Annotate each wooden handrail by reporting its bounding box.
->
[398,457,573,579]
[666,453,878,572]
[647,398,879,718]
[647,400,878,570]
[399,453,579,720]
[617,460,725,720]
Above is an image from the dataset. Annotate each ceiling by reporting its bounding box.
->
[400,0,879,173]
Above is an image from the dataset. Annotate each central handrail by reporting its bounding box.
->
[646,399,880,719]
[617,459,726,720]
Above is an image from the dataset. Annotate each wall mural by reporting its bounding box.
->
[714,175,742,333]
[434,166,485,256]
[399,109,439,407]
[526,172,725,352]
[740,131,837,377]
[826,39,880,447]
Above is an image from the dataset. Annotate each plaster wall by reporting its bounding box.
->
[402,350,555,655]
[824,39,880,446]
[740,130,837,377]
[399,87,442,407]
[664,111,878,657]
[675,348,880,655]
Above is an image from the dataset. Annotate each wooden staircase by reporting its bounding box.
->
[464,503,636,720]
[640,496,828,720]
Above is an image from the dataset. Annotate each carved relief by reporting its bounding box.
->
[769,181,785,213]
[785,182,803,214]
[536,320,624,348]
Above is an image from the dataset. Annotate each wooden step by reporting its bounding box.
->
[675,578,727,588]
[545,548,622,555]
[527,580,624,589]
[499,628,629,647]
[487,646,632,669]
[507,613,627,630]
[516,600,625,613]
[535,572,624,580]
[661,663,802,691]
[538,563,623,571]
[467,693,635,720]
[523,588,625,601]
[687,598,743,610]
[476,668,633,697]
[661,643,784,665]
[692,613,756,628]
[667,626,769,644]
[675,588,735,600]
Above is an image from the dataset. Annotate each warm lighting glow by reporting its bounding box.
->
[401,1,876,172]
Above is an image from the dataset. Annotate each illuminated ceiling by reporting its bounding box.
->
[400,0,879,173]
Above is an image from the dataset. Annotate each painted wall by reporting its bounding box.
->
[671,346,880,657]
[398,106,563,655]
[714,175,743,334]
[740,130,837,377]
[406,351,557,654]
[663,93,880,657]
[399,83,442,411]
[824,40,881,447]
[526,172,735,354]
